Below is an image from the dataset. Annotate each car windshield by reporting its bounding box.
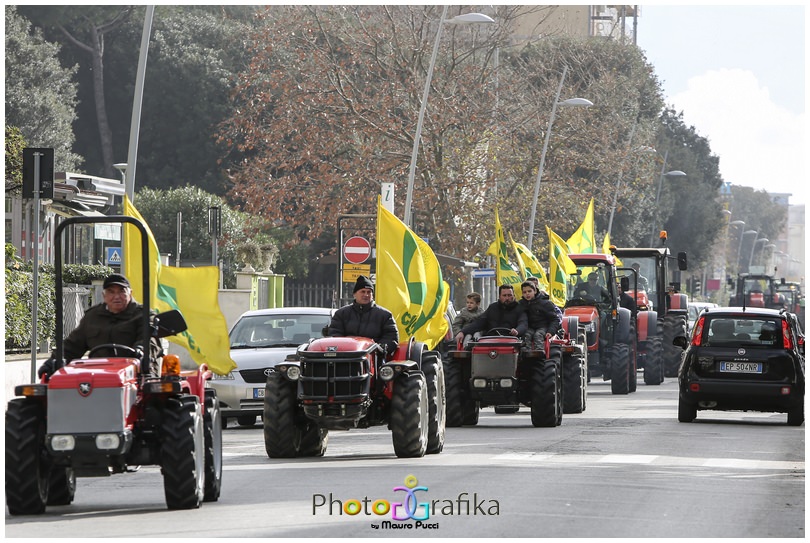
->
[230,313,331,348]
[704,316,783,346]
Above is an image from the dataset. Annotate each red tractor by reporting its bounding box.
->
[443,317,585,427]
[5,216,222,515]
[263,337,445,458]
[612,239,689,379]
[729,273,788,310]
[564,254,638,395]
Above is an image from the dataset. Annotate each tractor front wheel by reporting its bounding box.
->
[5,399,49,515]
[161,396,205,510]
[390,372,429,458]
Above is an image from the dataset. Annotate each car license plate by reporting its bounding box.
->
[719,361,763,373]
[253,388,265,399]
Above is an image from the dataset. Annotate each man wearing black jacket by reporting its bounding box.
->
[454,284,528,342]
[329,275,399,355]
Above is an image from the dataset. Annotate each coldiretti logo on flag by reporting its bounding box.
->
[375,199,449,350]
[510,233,549,292]
[494,209,522,288]
[566,198,595,254]
[123,196,236,375]
[546,226,576,308]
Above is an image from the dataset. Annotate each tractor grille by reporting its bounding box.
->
[299,353,370,402]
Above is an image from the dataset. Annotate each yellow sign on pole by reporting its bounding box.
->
[342,264,371,283]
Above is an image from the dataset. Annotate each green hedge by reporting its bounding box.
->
[5,243,114,351]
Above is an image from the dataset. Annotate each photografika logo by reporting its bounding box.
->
[312,474,500,530]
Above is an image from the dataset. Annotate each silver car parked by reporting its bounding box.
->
[209,307,335,428]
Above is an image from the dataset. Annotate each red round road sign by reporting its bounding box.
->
[343,236,371,264]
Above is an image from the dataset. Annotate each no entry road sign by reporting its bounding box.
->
[343,236,371,264]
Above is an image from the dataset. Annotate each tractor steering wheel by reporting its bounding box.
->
[486,327,513,337]
[87,343,142,358]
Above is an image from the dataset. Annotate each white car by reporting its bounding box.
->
[209,307,335,427]
[687,302,718,331]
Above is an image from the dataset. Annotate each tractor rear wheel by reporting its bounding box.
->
[643,337,665,385]
[610,344,630,395]
[5,399,48,515]
[562,352,587,414]
[297,424,329,457]
[663,316,688,377]
[161,396,205,510]
[390,372,428,458]
[421,352,446,454]
[47,467,76,506]
[203,390,223,502]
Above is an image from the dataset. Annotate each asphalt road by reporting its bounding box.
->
[5,378,804,538]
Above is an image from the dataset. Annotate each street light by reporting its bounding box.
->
[648,149,687,245]
[403,8,495,227]
[526,65,592,249]
[726,220,745,276]
[747,237,769,271]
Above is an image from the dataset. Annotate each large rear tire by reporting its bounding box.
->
[203,390,223,502]
[421,352,446,454]
[297,424,329,457]
[444,359,476,427]
[530,360,560,428]
[161,396,205,510]
[390,372,428,458]
[663,316,688,377]
[5,399,48,515]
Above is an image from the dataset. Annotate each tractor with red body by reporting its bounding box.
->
[5,216,222,515]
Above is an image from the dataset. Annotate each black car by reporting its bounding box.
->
[673,307,805,425]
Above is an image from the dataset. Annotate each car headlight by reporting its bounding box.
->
[211,372,234,380]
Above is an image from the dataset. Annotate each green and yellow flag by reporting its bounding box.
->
[546,226,576,307]
[375,199,449,350]
[509,233,549,291]
[566,198,595,254]
[494,209,522,288]
[123,196,236,375]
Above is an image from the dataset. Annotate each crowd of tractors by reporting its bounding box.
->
[6,217,803,516]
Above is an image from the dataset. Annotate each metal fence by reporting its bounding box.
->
[62,284,92,337]
[283,281,336,308]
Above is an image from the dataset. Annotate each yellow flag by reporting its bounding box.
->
[494,209,522,288]
[375,199,449,350]
[546,226,575,307]
[509,233,549,291]
[123,196,236,375]
[566,198,595,254]
[603,232,623,266]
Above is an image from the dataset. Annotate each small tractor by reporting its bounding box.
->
[612,235,689,379]
[563,253,638,394]
[443,317,585,427]
[263,337,445,458]
[5,216,222,515]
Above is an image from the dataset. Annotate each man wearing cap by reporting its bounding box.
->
[329,275,399,355]
[37,273,160,379]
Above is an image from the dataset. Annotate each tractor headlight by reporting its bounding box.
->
[286,365,301,381]
[499,378,513,389]
[472,378,487,388]
[95,433,121,450]
[51,435,76,451]
[379,366,395,381]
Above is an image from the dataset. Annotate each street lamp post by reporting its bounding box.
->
[648,149,687,245]
[526,65,592,249]
[403,8,495,228]
[737,230,757,272]
[726,220,745,277]
[747,237,769,272]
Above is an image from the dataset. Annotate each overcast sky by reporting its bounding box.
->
[635,4,806,206]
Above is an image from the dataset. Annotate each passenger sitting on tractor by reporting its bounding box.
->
[575,272,610,303]
[519,281,562,350]
[454,284,527,343]
[329,275,399,355]
[37,273,161,380]
[453,292,484,348]
[630,263,649,292]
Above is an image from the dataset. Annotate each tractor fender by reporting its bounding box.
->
[615,307,632,344]
[636,311,658,342]
[668,293,689,314]
[561,316,579,338]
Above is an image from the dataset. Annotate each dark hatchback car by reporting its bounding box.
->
[674,307,805,425]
